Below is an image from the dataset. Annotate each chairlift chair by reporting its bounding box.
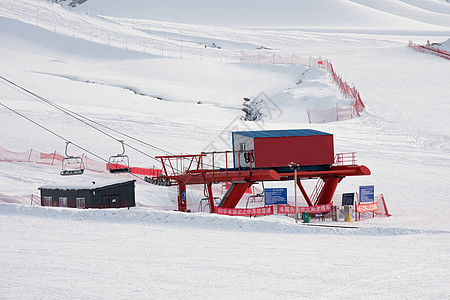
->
[60,142,85,176]
[108,141,131,174]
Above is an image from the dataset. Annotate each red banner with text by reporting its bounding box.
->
[277,203,332,214]
[356,202,378,213]
[215,206,274,216]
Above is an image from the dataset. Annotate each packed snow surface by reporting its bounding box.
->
[0,0,450,298]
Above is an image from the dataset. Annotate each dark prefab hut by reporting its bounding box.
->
[39,179,136,209]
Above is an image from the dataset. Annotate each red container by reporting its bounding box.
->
[232,129,334,168]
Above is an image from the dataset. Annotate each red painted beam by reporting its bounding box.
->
[297,179,313,206]
[206,183,215,213]
[220,182,254,208]
[280,165,370,179]
[315,177,341,206]
[176,169,280,185]
[167,165,370,210]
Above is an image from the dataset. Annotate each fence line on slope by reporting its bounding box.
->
[408,41,450,60]
[240,52,366,123]
[0,146,160,176]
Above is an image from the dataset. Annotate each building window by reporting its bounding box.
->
[239,143,247,151]
[43,196,52,206]
[59,197,68,207]
[76,198,85,209]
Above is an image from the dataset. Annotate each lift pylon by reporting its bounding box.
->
[148,151,370,213]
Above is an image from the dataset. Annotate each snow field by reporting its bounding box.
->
[1,205,450,299]
[0,0,450,298]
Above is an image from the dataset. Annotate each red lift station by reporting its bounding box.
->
[147,129,370,213]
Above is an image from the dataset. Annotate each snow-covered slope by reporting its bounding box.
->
[78,0,450,33]
[1,0,449,224]
[1,0,450,298]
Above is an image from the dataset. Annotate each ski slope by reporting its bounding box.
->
[79,0,450,33]
[0,0,450,298]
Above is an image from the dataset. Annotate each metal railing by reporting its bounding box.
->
[155,149,256,179]
[334,152,357,166]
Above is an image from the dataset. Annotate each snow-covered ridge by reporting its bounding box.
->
[49,0,87,7]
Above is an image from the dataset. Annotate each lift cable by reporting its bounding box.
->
[0,101,106,163]
[0,75,172,165]
[0,75,216,172]
[0,101,149,183]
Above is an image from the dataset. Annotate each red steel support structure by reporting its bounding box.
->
[152,151,370,212]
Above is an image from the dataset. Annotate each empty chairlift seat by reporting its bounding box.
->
[60,142,85,176]
[108,141,131,174]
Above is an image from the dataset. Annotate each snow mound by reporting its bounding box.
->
[434,38,450,52]
[1,203,446,236]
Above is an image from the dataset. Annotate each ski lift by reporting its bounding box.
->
[108,141,131,174]
[60,142,85,176]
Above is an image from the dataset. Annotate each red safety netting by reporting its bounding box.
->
[408,41,450,60]
[307,104,357,123]
[313,57,365,117]
[0,146,161,176]
[107,163,161,176]
[240,52,366,123]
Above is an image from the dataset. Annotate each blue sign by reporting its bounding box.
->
[264,188,287,205]
[342,193,355,206]
[359,185,374,203]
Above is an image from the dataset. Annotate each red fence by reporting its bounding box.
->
[356,194,391,221]
[408,41,450,60]
[356,202,378,213]
[0,146,160,176]
[309,57,365,122]
[240,52,366,123]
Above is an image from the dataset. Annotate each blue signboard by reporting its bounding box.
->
[342,193,355,206]
[359,185,374,203]
[264,188,288,205]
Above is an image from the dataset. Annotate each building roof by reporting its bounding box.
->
[39,179,136,191]
[233,129,331,138]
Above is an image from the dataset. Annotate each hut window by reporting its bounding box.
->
[43,196,52,206]
[59,197,68,207]
[76,198,85,209]
[239,143,247,151]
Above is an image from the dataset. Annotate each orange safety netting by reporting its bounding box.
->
[240,52,366,123]
[409,41,450,60]
[0,146,161,176]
